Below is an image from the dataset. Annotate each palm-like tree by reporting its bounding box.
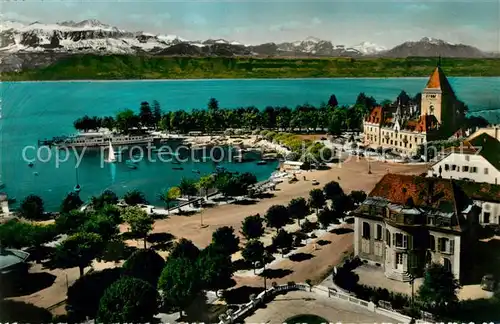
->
[179,178,198,205]
[159,187,181,214]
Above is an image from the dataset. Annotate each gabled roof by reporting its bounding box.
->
[365,106,384,124]
[464,133,500,171]
[455,180,500,203]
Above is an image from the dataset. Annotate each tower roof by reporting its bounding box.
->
[424,66,457,98]
[426,66,446,89]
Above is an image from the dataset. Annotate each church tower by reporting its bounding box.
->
[420,58,459,134]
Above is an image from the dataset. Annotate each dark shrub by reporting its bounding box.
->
[66,267,122,321]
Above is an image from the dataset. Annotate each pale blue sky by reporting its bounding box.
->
[2,0,499,50]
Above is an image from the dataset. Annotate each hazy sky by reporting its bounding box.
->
[2,0,499,51]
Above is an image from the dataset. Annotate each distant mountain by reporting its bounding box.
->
[352,41,387,55]
[0,19,494,73]
[381,37,488,58]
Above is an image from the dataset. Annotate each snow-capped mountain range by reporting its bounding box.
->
[0,19,389,56]
[0,19,491,60]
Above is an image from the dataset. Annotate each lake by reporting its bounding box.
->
[1,77,499,211]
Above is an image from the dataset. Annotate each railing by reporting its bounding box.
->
[218,283,309,324]
[217,283,430,324]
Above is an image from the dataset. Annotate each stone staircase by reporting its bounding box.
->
[384,269,413,282]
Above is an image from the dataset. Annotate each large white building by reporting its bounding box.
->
[353,174,480,283]
[427,133,500,185]
[454,180,500,225]
[363,62,466,156]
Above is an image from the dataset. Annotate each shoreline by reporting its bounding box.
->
[3,76,499,83]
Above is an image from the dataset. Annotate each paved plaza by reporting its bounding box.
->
[244,291,395,324]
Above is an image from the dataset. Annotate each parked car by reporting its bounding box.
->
[312,179,320,186]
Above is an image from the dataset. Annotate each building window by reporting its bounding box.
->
[429,235,436,250]
[465,155,470,161]
[394,233,408,248]
[386,229,391,246]
[470,167,478,173]
[443,257,452,273]
[444,164,450,171]
[438,238,454,254]
[462,166,469,172]
[485,168,489,175]
[484,212,491,224]
[375,224,383,240]
[451,165,457,171]
[362,222,371,239]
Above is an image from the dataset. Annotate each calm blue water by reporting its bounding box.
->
[1,77,499,211]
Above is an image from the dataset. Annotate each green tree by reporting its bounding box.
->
[241,240,265,273]
[122,206,154,248]
[207,97,219,111]
[90,189,119,210]
[19,194,45,220]
[55,210,88,234]
[323,181,344,201]
[100,204,122,224]
[272,229,293,257]
[60,192,84,214]
[211,226,240,255]
[160,187,181,214]
[197,175,215,198]
[123,190,148,206]
[115,109,139,134]
[179,178,198,203]
[317,207,336,229]
[197,244,234,293]
[241,214,265,240]
[349,190,367,205]
[152,100,162,127]
[309,189,326,213]
[264,204,290,232]
[80,214,119,241]
[158,257,200,316]
[331,194,350,218]
[327,94,339,107]
[169,238,200,261]
[328,112,342,136]
[0,220,56,250]
[122,249,165,286]
[53,232,104,277]
[66,268,122,321]
[288,197,309,227]
[97,277,159,323]
[139,101,154,128]
[418,262,461,312]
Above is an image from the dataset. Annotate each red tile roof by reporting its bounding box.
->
[426,67,443,89]
[369,174,457,212]
[424,66,457,98]
[365,106,384,124]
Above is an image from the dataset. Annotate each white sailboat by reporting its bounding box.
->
[105,141,117,163]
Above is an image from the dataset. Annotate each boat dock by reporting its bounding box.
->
[38,136,69,147]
